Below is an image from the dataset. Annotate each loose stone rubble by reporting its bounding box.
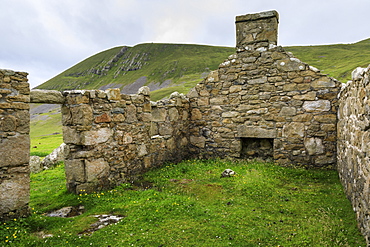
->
[78,214,125,236]
[221,169,236,177]
[41,143,69,169]
[46,205,85,217]
[29,155,42,173]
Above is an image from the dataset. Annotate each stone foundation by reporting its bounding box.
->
[0,69,30,221]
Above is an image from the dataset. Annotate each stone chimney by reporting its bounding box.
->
[235,10,279,48]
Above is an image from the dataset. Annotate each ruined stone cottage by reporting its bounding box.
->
[1,10,370,244]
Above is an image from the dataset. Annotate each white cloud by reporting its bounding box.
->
[1,0,370,88]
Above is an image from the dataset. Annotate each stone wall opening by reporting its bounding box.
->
[29,103,64,173]
[240,138,274,161]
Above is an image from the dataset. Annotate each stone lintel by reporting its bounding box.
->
[237,126,277,138]
[30,89,65,104]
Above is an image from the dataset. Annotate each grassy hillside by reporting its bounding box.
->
[31,39,370,153]
[38,43,235,100]
[38,39,370,101]
[285,38,370,82]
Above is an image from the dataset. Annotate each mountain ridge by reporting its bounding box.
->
[37,39,370,101]
[37,43,235,101]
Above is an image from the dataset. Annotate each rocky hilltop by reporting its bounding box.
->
[37,43,234,100]
[37,39,370,101]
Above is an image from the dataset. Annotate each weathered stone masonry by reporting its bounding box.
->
[1,9,370,244]
[0,70,30,221]
[337,67,370,244]
[61,88,190,193]
[188,11,341,168]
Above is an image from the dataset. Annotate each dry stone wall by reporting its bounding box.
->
[188,11,341,168]
[62,87,190,193]
[337,66,370,244]
[0,69,30,221]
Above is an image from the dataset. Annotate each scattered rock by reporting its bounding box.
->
[78,214,125,236]
[41,143,69,169]
[34,231,54,239]
[351,67,368,81]
[221,169,236,178]
[138,86,150,96]
[29,156,42,173]
[46,205,85,218]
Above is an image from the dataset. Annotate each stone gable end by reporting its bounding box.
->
[188,10,341,168]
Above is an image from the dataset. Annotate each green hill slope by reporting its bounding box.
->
[32,40,370,153]
[38,39,370,101]
[38,43,235,101]
[285,38,370,82]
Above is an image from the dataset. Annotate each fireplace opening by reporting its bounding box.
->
[240,138,274,161]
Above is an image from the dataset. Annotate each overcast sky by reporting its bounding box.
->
[1,0,370,88]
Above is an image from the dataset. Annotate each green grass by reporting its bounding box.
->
[30,134,63,157]
[1,159,365,246]
[30,104,63,156]
[150,73,202,101]
[285,38,370,82]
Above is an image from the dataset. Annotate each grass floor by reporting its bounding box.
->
[1,159,366,246]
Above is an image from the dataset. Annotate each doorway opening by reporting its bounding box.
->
[30,103,64,173]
